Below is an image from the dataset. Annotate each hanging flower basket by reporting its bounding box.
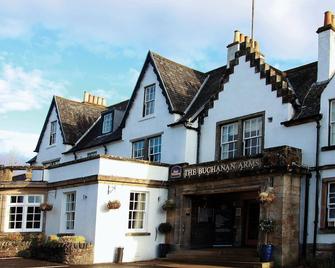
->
[107,200,121,210]
[40,203,53,211]
[258,187,275,204]
[162,199,176,211]
[158,222,173,234]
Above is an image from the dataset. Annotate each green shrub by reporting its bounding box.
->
[58,235,86,244]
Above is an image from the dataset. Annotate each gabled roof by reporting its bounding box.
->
[34,96,107,152]
[67,100,129,152]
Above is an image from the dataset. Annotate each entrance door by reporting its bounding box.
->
[245,200,260,247]
[213,203,235,247]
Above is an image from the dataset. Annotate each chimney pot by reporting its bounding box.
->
[240,34,245,43]
[233,30,241,43]
[83,91,89,103]
[324,11,333,26]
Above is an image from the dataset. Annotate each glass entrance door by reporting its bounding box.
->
[244,200,260,246]
[213,203,235,246]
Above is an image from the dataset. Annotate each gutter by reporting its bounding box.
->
[312,119,321,256]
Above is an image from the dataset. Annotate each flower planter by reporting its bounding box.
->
[162,199,176,211]
[158,223,172,234]
[260,244,274,262]
[40,203,53,212]
[107,200,121,210]
[158,243,170,258]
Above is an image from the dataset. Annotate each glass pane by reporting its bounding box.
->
[26,222,33,228]
[17,207,23,213]
[17,196,24,203]
[28,196,35,203]
[10,196,16,203]
[329,208,335,219]
[34,222,40,229]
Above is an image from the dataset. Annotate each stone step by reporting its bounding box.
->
[164,256,273,268]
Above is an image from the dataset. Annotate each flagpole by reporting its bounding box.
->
[251,0,255,39]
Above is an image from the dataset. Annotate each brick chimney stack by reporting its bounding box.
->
[83,91,107,106]
[317,11,335,82]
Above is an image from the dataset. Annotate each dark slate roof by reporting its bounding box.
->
[67,99,129,152]
[150,52,207,113]
[34,96,107,152]
[284,62,318,105]
[26,155,37,164]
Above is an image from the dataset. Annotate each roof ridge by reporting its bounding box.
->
[284,61,317,73]
[150,51,205,74]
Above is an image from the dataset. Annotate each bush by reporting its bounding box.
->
[59,236,86,244]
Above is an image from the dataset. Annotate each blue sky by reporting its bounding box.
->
[0,0,334,164]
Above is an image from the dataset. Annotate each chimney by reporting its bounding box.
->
[317,11,335,82]
[227,30,241,67]
[82,91,107,106]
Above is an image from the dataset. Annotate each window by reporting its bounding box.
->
[102,112,113,134]
[87,151,98,157]
[132,140,145,160]
[7,195,43,232]
[65,192,76,230]
[143,84,155,116]
[243,117,263,156]
[328,183,335,223]
[132,136,161,162]
[218,114,264,160]
[148,136,161,162]
[49,121,57,145]
[221,123,238,159]
[331,100,335,145]
[128,192,147,230]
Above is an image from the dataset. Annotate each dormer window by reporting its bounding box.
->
[49,121,57,145]
[102,112,113,134]
[143,84,155,117]
[331,100,335,145]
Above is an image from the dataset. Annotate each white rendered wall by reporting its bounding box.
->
[199,56,316,166]
[45,184,98,242]
[318,29,335,82]
[35,106,72,165]
[93,183,167,263]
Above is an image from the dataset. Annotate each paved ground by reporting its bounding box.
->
[0,257,231,268]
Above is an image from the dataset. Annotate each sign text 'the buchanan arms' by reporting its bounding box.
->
[183,158,262,179]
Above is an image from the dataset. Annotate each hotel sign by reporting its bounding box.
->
[182,158,263,179]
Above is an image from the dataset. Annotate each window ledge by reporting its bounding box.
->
[321,145,335,151]
[318,228,335,234]
[125,232,151,236]
[139,115,155,122]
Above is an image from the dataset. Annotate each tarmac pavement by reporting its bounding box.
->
[0,257,231,268]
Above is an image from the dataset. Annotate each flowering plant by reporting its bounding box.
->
[162,199,176,210]
[258,187,275,204]
[40,203,53,211]
[107,200,121,210]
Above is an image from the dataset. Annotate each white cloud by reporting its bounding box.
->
[0,130,38,164]
[0,0,334,68]
[0,64,66,114]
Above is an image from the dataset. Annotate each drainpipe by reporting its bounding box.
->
[302,172,311,258]
[312,120,321,256]
[183,122,201,164]
[73,152,77,160]
[103,144,108,154]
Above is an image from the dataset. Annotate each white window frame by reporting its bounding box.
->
[221,122,238,160]
[6,195,43,232]
[331,100,335,146]
[132,140,145,160]
[328,182,335,222]
[243,117,263,156]
[148,136,161,162]
[102,112,113,134]
[49,120,57,145]
[128,191,148,232]
[64,192,76,231]
[143,84,155,117]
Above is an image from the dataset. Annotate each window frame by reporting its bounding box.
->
[64,192,76,232]
[6,195,43,232]
[49,120,57,145]
[215,112,265,160]
[143,84,156,117]
[102,112,113,134]
[127,191,148,232]
[131,135,162,162]
[330,99,335,146]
